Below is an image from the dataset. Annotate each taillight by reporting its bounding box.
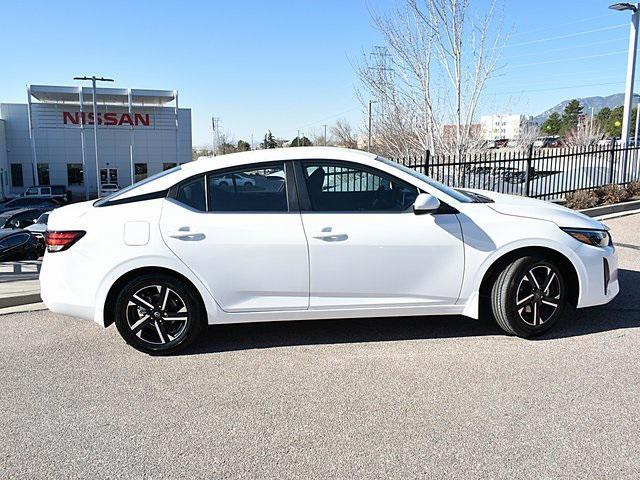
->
[45,231,86,253]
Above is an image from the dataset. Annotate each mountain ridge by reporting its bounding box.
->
[534,93,640,124]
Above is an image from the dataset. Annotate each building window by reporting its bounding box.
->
[134,163,148,183]
[163,162,177,171]
[67,163,84,185]
[10,164,23,187]
[37,164,50,186]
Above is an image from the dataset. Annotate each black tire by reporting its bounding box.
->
[491,255,566,338]
[114,273,204,355]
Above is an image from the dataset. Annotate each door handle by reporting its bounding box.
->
[168,227,204,240]
[312,228,348,241]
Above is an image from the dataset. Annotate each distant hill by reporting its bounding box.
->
[534,93,640,124]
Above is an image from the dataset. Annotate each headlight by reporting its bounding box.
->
[561,228,612,247]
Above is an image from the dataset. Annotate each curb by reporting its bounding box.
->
[580,199,640,218]
[0,293,42,309]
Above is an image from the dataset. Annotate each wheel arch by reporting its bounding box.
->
[102,266,208,328]
[478,246,580,307]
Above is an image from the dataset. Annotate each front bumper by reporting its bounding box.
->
[574,243,619,308]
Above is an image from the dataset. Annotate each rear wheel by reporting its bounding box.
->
[491,256,565,338]
[114,274,204,354]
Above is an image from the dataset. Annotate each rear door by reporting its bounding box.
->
[295,160,464,309]
[159,161,310,312]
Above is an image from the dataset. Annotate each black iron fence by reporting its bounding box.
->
[394,143,640,200]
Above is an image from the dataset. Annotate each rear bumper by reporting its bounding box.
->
[40,253,98,324]
[575,244,619,308]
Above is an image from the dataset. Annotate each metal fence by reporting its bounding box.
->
[394,143,640,200]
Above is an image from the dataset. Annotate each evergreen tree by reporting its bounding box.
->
[560,99,584,135]
[595,107,611,130]
[604,106,637,138]
[290,136,313,147]
[541,112,562,136]
[237,140,251,151]
[261,131,278,149]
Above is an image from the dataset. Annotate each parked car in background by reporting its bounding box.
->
[41,147,619,354]
[212,173,255,188]
[25,211,50,238]
[0,208,46,230]
[99,183,120,197]
[0,229,44,261]
[21,185,70,202]
[0,196,62,214]
[598,138,616,147]
[533,136,561,148]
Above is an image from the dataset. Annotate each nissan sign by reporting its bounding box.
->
[63,111,151,127]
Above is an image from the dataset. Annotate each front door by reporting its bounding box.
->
[296,160,464,309]
[160,161,309,312]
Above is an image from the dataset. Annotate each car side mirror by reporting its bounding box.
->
[413,193,441,215]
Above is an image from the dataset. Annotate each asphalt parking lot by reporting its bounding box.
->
[2,214,640,479]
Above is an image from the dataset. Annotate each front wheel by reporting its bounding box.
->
[114,274,204,354]
[491,256,566,338]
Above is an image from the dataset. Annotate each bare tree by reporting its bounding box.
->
[356,0,504,158]
[330,119,359,149]
[564,121,605,148]
[514,122,540,150]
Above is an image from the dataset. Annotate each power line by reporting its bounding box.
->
[510,12,618,38]
[504,24,627,49]
[503,36,627,60]
[505,50,626,69]
[488,81,624,96]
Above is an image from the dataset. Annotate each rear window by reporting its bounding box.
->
[175,176,206,211]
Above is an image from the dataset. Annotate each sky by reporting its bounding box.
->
[0,0,635,146]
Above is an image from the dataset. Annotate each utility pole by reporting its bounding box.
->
[297,129,300,147]
[74,76,114,197]
[368,100,378,152]
[323,124,327,146]
[211,116,220,156]
[610,3,640,147]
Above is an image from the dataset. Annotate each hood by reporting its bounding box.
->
[464,189,606,230]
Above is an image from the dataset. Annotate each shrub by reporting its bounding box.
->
[595,184,631,205]
[565,190,599,209]
[626,180,640,197]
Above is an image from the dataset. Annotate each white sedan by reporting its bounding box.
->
[40,148,618,354]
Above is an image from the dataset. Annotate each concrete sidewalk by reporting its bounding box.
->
[0,261,41,309]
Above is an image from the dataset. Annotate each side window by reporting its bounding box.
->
[175,176,206,211]
[302,161,418,212]
[207,163,288,212]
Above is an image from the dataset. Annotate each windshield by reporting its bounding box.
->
[94,165,181,206]
[376,156,474,203]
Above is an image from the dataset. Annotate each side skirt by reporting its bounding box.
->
[207,304,471,325]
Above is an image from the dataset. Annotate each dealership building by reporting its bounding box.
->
[0,84,192,199]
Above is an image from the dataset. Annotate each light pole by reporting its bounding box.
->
[368,100,378,152]
[610,3,640,149]
[74,76,113,197]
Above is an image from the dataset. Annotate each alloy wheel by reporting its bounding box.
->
[515,265,562,327]
[126,285,189,345]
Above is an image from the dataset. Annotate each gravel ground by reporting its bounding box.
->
[1,215,639,479]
